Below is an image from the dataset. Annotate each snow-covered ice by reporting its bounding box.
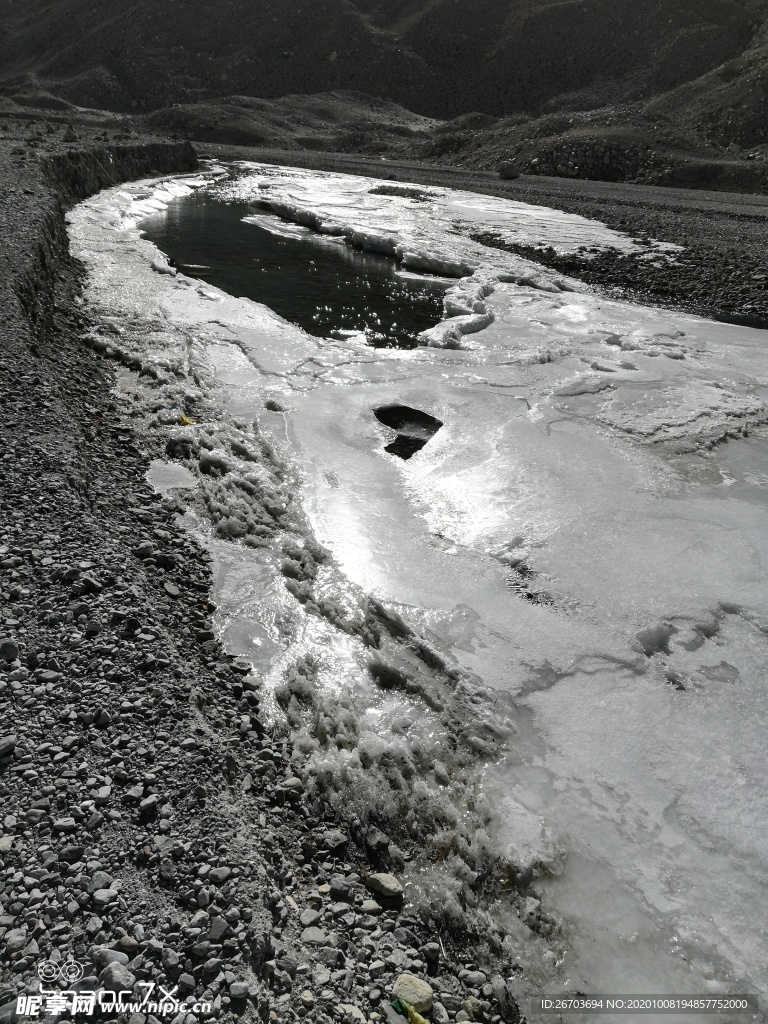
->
[68,164,768,1021]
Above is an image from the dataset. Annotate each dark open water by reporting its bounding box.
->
[139,193,445,348]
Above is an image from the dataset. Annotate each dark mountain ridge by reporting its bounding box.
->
[0,0,766,141]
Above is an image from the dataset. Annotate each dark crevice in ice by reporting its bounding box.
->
[374,404,443,460]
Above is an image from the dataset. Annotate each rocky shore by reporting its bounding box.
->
[0,123,521,1023]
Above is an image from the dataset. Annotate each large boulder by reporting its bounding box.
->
[366,872,404,898]
[499,160,520,180]
[393,973,434,1014]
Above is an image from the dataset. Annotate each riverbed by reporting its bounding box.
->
[68,163,768,1022]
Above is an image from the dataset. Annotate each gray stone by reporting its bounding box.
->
[499,160,520,180]
[300,926,327,945]
[162,949,180,969]
[299,908,320,928]
[321,828,346,851]
[366,872,403,898]
[53,817,78,833]
[0,640,19,663]
[368,960,387,979]
[88,871,114,893]
[0,734,18,759]
[229,982,249,1000]
[392,973,433,1014]
[208,916,229,942]
[92,946,130,968]
[4,928,27,953]
[329,875,351,900]
[462,995,485,1018]
[92,888,119,907]
[460,969,487,988]
[60,845,85,863]
[433,1002,450,1024]
[100,961,136,993]
[339,1006,366,1022]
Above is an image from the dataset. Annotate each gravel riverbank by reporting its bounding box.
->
[0,126,521,1023]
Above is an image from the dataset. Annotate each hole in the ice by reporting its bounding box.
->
[374,404,443,461]
[385,435,429,459]
[139,193,446,348]
[636,622,678,657]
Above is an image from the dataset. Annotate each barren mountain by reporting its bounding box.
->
[0,0,766,145]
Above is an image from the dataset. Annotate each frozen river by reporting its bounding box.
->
[69,164,768,1022]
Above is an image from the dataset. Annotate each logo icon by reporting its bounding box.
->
[37,960,85,985]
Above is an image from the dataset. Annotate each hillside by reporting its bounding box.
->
[0,0,766,145]
[141,91,439,153]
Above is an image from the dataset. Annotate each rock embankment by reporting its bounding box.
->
[0,124,521,1022]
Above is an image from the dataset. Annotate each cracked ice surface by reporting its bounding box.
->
[69,166,768,1019]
